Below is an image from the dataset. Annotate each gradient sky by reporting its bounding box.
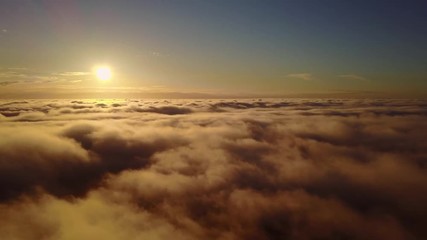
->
[0,0,426,98]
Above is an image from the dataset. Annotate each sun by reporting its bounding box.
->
[95,66,112,81]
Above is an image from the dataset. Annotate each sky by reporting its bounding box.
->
[0,0,426,98]
[1,1,427,238]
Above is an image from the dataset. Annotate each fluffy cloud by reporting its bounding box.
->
[0,99,426,239]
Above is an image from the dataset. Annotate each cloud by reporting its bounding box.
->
[0,80,18,86]
[0,99,426,239]
[56,72,90,77]
[287,73,313,80]
[339,74,368,81]
[129,105,193,115]
[0,68,91,84]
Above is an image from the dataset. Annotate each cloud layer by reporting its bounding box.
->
[1,98,426,239]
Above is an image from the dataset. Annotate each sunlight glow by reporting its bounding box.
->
[95,67,112,81]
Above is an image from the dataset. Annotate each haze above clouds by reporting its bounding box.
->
[1,99,426,239]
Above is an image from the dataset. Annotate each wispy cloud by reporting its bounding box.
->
[56,72,91,77]
[287,73,313,81]
[0,81,18,86]
[0,68,91,85]
[339,74,368,81]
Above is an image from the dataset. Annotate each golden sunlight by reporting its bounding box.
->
[95,67,112,81]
